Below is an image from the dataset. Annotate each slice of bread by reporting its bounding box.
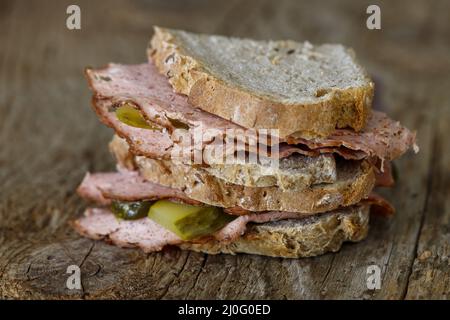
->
[110,131,337,191]
[110,136,375,214]
[205,153,337,191]
[180,204,369,258]
[149,27,374,139]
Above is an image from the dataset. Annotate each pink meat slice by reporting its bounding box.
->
[288,111,419,165]
[86,63,418,164]
[77,170,201,206]
[365,192,395,216]
[86,63,244,133]
[374,162,395,187]
[72,208,183,251]
[93,99,174,159]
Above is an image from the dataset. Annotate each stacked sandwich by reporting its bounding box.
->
[74,27,417,258]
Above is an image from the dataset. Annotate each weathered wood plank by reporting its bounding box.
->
[405,83,450,300]
[0,0,448,299]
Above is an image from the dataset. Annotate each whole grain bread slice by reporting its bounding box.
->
[204,152,337,191]
[180,204,369,258]
[110,136,375,214]
[149,27,374,139]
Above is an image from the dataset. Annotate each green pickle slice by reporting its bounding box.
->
[111,200,153,220]
[148,200,235,240]
[115,103,156,129]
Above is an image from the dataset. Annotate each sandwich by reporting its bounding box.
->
[73,27,418,258]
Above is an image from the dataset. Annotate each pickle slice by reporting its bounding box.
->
[148,200,235,240]
[115,103,156,129]
[111,200,153,220]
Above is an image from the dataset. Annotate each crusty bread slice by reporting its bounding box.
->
[180,204,369,258]
[110,136,375,214]
[149,27,374,139]
[205,153,337,191]
[109,132,338,191]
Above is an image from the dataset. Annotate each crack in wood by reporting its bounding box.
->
[157,251,191,300]
[319,255,335,292]
[186,254,208,298]
[79,242,95,268]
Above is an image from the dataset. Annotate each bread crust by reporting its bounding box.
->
[149,27,374,139]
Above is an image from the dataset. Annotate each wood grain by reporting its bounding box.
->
[0,0,448,299]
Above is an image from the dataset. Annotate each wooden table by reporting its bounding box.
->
[1,0,449,299]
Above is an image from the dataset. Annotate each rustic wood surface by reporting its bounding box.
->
[0,0,449,299]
